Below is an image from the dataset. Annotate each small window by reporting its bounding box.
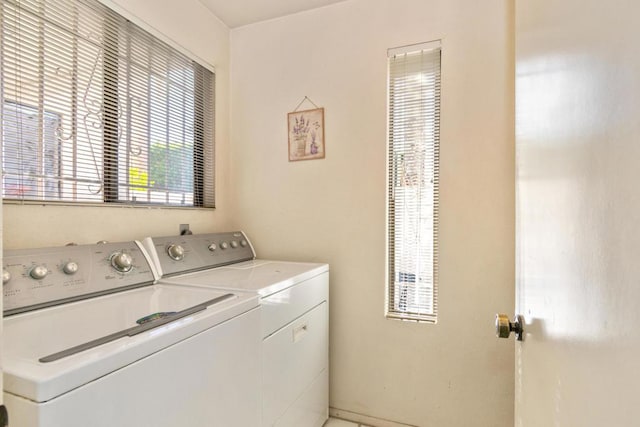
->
[0,0,215,207]
[386,42,441,322]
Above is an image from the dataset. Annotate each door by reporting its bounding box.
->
[515,0,640,425]
[0,109,4,423]
[0,72,4,424]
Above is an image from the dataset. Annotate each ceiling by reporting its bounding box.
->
[198,0,348,28]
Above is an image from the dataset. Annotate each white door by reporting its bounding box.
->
[0,82,4,424]
[0,118,4,422]
[514,0,640,425]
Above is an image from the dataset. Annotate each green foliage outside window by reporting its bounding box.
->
[149,142,193,191]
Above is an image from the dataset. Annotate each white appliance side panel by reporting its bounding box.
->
[274,369,328,427]
[4,308,261,427]
[263,302,328,427]
[261,272,328,338]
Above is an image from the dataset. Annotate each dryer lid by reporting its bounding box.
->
[160,260,329,297]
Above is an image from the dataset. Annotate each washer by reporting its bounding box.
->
[2,240,261,427]
[144,231,329,427]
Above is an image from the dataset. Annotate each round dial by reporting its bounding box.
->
[3,269,11,285]
[208,243,217,251]
[240,239,248,247]
[167,244,185,261]
[63,261,79,275]
[220,242,229,250]
[29,265,49,280]
[230,240,239,248]
[110,252,133,273]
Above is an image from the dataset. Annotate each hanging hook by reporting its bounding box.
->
[292,96,319,112]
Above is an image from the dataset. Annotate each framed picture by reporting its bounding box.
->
[288,107,325,161]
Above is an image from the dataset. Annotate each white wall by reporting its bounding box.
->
[230,1,515,426]
[3,0,231,248]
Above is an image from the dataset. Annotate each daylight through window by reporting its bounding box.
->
[386,42,441,322]
[0,0,215,207]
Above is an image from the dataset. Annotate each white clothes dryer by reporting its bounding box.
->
[144,231,329,427]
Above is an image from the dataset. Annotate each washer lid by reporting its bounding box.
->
[3,284,259,403]
[159,260,329,297]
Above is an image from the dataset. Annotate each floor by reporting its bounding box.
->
[325,418,372,427]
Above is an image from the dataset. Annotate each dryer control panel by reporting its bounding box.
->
[146,231,255,277]
[3,241,155,315]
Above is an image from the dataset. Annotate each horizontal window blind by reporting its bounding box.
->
[387,42,440,322]
[1,0,215,207]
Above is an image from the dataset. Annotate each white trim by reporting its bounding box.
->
[329,407,419,427]
[96,0,216,73]
[387,39,441,58]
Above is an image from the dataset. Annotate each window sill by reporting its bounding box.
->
[2,199,216,211]
[385,312,437,324]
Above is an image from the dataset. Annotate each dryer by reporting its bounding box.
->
[144,231,329,427]
[2,240,261,427]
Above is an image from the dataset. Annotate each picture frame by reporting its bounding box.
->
[288,107,325,161]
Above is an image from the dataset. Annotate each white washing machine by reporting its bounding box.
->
[2,240,261,427]
[144,231,329,427]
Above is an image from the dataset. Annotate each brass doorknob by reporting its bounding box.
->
[495,314,524,341]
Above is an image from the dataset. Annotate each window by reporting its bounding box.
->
[386,41,441,322]
[0,0,215,207]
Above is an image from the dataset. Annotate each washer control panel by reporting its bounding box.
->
[148,231,255,277]
[3,241,155,315]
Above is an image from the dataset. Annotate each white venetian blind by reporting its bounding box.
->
[387,42,440,322]
[0,0,215,207]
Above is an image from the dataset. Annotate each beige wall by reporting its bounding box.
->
[230,1,515,426]
[3,0,232,249]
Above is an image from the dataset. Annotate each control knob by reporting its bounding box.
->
[230,240,239,248]
[220,242,229,250]
[63,261,79,275]
[110,252,133,273]
[208,243,217,251]
[240,239,248,247]
[30,265,49,280]
[3,269,11,285]
[167,244,185,261]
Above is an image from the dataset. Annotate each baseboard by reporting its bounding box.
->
[329,407,419,427]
